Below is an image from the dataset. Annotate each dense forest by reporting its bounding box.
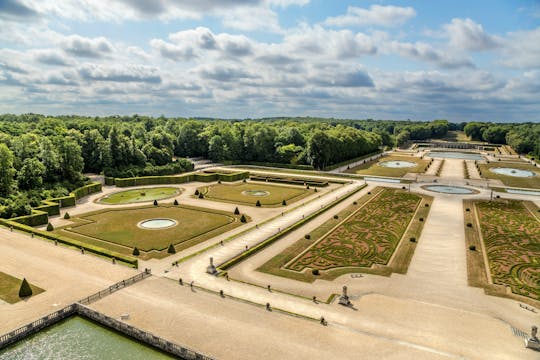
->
[0,113,536,219]
[463,122,540,158]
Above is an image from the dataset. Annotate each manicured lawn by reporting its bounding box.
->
[258,187,431,282]
[98,187,180,205]
[473,200,540,302]
[0,272,44,304]
[56,205,245,259]
[344,155,430,177]
[198,182,312,207]
[478,162,540,188]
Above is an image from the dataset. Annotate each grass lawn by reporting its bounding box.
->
[98,187,180,205]
[344,155,430,177]
[478,162,540,188]
[257,187,432,282]
[0,272,44,304]
[198,182,312,207]
[467,200,540,304]
[56,205,245,259]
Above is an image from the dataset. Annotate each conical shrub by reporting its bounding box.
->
[64,212,70,219]
[46,223,54,231]
[173,199,179,205]
[167,244,176,254]
[256,200,261,207]
[234,207,240,215]
[18,278,33,298]
[240,214,247,223]
[132,247,140,256]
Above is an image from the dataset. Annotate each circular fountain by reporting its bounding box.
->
[138,218,178,229]
[490,168,535,178]
[422,185,477,195]
[378,160,416,168]
[241,190,270,196]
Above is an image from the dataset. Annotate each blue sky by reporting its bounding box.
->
[0,0,539,122]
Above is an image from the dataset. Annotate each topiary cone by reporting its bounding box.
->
[132,247,140,256]
[240,214,247,223]
[153,199,158,206]
[234,207,240,215]
[167,244,176,254]
[46,222,54,231]
[64,212,70,219]
[19,278,33,298]
[256,200,261,207]
[173,199,179,206]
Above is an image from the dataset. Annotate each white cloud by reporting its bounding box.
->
[78,63,162,83]
[499,27,540,69]
[444,18,500,51]
[325,5,416,27]
[61,35,114,58]
[384,41,474,69]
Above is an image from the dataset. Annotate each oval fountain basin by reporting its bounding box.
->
[428,151,484,161]
[424,185,475,194]
[378,160,416,168]
[490,168,535,178]
[139,218,177,229]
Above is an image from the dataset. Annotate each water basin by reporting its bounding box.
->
[378,160,417,168]
[490,168,536,178]
[0,317,172,360]
[428,151,484,161]
[138,218,178,229]
[242,190,270,196]
[364,177,401,183]
[506,189,540,196]
[423,185,476,194]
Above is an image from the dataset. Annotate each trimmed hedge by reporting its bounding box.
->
[250,175,329,188]
[9,182,102,227]
[113,171,249,187]
[0,218,138,268]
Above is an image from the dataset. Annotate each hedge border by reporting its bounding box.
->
[112,171,249,187]
[9,183,102,227]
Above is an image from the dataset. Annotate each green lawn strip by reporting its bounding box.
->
[0,271,44,304]
[217,184,367,272]
[473,199,540,304]
[463,200,490,289]
[344,155,430,177]
[0,221,137,268]
[477,162,540,188]
[56,204,245,258]
[197,182,312,207]
[97,187,180,205]
[258,187,429,282]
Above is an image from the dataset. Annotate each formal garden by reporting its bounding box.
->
[0,272,44,304]
[97,187,181,205]
[476,161,540,188]
[196,182,313,207]
[257,187,432,282]
[55,204,247,260]
[470,199,540,302]
[345,155,430,177]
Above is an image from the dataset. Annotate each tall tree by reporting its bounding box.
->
[0,143,15,196]
[17,158,45,190]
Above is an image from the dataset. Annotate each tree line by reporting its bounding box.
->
[0,114,455,218]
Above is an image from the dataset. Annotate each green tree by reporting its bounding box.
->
[58,139,84,183]
[17,158,45,190]
[18,278,33,298]
[0,143,15,196]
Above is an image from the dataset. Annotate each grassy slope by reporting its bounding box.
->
[98,187,180,205]
[198,182,312,206]
[0,272,44,304]
[345,155,430,177]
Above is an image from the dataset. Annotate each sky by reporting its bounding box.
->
[0,1,539,122]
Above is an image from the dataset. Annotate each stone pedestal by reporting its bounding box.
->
[338,285,351,306]
[525,325,540,351]
[206,257,217,275]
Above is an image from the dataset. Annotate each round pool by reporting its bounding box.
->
[378,160,416,168]
[242,190,270,197]
[423,185,476,195]
[490,168,535,178]
[138,218,178,229]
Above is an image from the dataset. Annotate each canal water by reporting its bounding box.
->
[0,317,173,360]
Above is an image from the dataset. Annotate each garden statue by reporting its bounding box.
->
[338,285,351,306]
[207,257,217,275]
[526,325,540,351]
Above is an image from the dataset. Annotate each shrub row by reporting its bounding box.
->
[221,160,314,170]
[114,171,249,187]
[250,176,329,187]
[0,218,137,267]
[9,182,102,227]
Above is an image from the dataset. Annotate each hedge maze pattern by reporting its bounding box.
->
[476,200,540,300]
[287,188,421,271]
